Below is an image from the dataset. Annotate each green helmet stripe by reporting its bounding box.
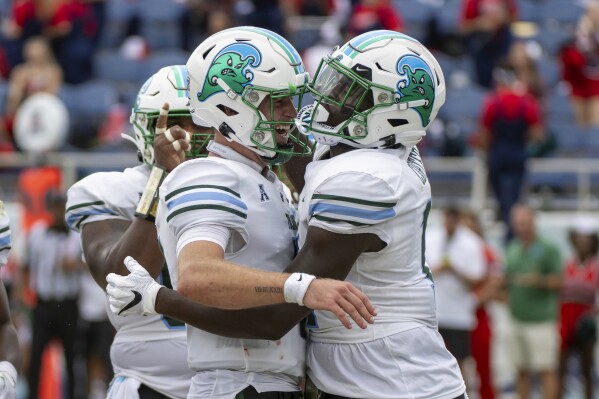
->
[171,66,186,98]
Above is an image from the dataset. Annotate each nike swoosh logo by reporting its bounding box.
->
[119,290,142,315]
[355,66,368,72]
[298,274,303,282]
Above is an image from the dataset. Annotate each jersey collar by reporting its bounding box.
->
[206,140,276,182]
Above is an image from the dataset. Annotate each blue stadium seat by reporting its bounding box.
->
[440,85,489,121]
[392,0,436,24]
[0,81,8,114]
[98,0,140,48]
[143,50,189,77]
[545,87,575,127]
[138,0,185,50]
[540,1,585,27]
[434,0,461,33]
[536,56,561,87]
[75,80,118,119]
[93,50,147,85]
[533,27,571,55]
[547,121,587,156]
[518,0,542,23]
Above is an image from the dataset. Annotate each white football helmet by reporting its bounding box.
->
[127,65,212,166]
[296,30,446,148]
[187,26,312,165]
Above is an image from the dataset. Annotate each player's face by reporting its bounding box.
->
[258,95,296,145]
[167,116,201,133]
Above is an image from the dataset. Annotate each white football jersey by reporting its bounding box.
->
[156,157,305,377]
[66,165,192,397]
[301,146,465,398]
[299,146,437,343]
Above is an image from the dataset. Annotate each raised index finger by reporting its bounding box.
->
[155,103,170,135]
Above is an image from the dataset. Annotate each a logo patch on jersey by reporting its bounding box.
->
[407,147,427,185]
[396,55,435,126]
[197,43,262,102]
[258,184,270,202]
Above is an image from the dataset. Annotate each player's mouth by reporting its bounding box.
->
[275,124,290,140]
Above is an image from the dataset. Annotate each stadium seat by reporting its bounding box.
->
[533,27,571,55]
[540,1,585,28]
[138,0,185,51]
[93,50,147,85]
[392,0,437,25]
[440,84,489,121]
[0,81,8,114]
[434,0,461,33]
[536,55,562,87]
[518,0,542,23]
[143,50,189,77]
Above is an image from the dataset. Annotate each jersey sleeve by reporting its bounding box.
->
[65,171,142,232]
[159,160,249,253]
[307,171,399,236]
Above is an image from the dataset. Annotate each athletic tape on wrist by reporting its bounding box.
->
[284,273,316,306]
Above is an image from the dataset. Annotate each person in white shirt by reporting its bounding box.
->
[426,206,486,388]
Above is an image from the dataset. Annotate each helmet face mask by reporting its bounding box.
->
[129,65,212,166]
[187,27,313,165]
[297,31,446,149]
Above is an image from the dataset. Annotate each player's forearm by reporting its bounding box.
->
[0,324,21,370]
[82,219,165,287]
[156,287,306,340]
[177,258,290,309]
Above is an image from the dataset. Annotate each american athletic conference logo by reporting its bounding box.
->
[196,43,263,102]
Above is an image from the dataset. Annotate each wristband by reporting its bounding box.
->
[144,281,163,315]
[0,361,17,388]
[284,272,316,306]
[135,165,167,222]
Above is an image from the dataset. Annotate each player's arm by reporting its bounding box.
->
[110,226,378,337]
[77,103,189,287]
[157,227,376,337]
[81,218,165,286]
[176,238,375,327]
[0,282,20,370]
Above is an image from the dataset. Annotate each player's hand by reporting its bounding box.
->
[153,103,191,172]
[0,361,17,399]
[0,201,11,267]
[303,279,376,329]
[106,256,163,316]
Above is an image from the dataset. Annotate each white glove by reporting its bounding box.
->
[0,361,17,399]
[106,256,163,316]
[0,202,11,267]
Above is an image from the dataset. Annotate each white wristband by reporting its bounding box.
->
[284,273,316,306]
[143,281,162,315]
[0,361,17,388]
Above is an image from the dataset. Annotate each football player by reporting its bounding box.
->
[106,27,377,399]
[0,202,20,399]
[65,65,213,399]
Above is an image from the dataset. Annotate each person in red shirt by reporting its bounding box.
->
[462,210,503,399]
[346,0,403,40]
[558,218,599,399]
[474,59,543,241]
[460,0,518,88]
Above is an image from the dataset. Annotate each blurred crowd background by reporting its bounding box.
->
[1,0,599,398]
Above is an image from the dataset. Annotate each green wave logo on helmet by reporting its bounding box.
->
[197,43,263,102]
[396,55,435,126]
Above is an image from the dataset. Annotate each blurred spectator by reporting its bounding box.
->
[242,0,288,35]
[17,165,62,232]
[560,1,599,127]
[5,36,63,138]
[426,206,486,391]
[76,271,113,399]
[1,0,44,70]
[45,0,97,84]
[558,217,599,399]
[508,40,545,100]
[504,204,562,399]
[473,60,543,241]
[346,0,403,40]
[459,0,518,88]
[462,209,503,399]
[21,191,83,399]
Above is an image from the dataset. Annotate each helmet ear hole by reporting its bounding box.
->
[388,119,408,128]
